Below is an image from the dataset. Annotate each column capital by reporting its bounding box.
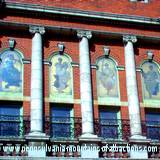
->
[77,30,92,39]
[29,25,45,35]
[123,35,137,43]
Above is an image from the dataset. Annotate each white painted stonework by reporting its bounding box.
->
[80,144,99,158]
[129,144,148,159]
[123,35,142,138]
[29,26,45,134]
[123,35,148,159]
[77,31,95,138]
[27,142,46,158]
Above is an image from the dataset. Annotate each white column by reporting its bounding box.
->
[29,26,45,135]
[123,35,144,139]
[77,31,96,138]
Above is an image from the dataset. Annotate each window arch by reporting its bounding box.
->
[0,49,23,97]
[141,61,160,101]
[49,53,73,102]
[96,57,120,104]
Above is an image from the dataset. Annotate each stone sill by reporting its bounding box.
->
[0,137,25,142]
[0,157,138,160]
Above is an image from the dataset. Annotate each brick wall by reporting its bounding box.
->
[0,0,160,121]
[0,33,160,120]
[6,0,160,18]
[2,13,160,38]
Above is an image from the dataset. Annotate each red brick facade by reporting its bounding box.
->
[0,0,160,158]
[0,0,160,122]
[6,0,160,18]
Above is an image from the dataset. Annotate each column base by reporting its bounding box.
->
[130,135,147,141]
[129,135,150,159]
[25,132,50,157]
[129,144,148,159]
[78,134,101,158]
[79,133,98,139]
[25,132,50,141]
[80,143,100,158]
[27,141,47,157]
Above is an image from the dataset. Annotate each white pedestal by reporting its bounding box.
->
[81,143,99,158]
[25,133,49,157]
[129,136,150,159]
[28,141,46,157]
[79,136,101,158]
[129,144,148,159]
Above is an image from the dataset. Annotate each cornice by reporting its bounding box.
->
[4,1,160,26]
[0,20,160,44]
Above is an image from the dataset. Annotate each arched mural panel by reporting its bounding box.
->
[141,61,160,101]
[96,57,120,104]
[49,53,73,102]
[0,49,23,98]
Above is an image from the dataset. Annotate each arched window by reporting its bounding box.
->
[49,53,73,102]
[96,57,120,104]
[0,49,23,97]
[141,61,160,101]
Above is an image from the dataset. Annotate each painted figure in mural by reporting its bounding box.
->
[54,57,70,92]
[0,60,2,91]
[98,62,116,95]
[142,64,160,98]
[0,54,21,90]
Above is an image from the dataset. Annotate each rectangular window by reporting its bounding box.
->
[99,108,121,139]
[51,104,73,139]
[145,112,160,140]
[0,104,21,137]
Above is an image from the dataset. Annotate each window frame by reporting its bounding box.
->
[99,107,122,140]
[50,104,74,139]
[145,111,160,140]
[0,102,23,137]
